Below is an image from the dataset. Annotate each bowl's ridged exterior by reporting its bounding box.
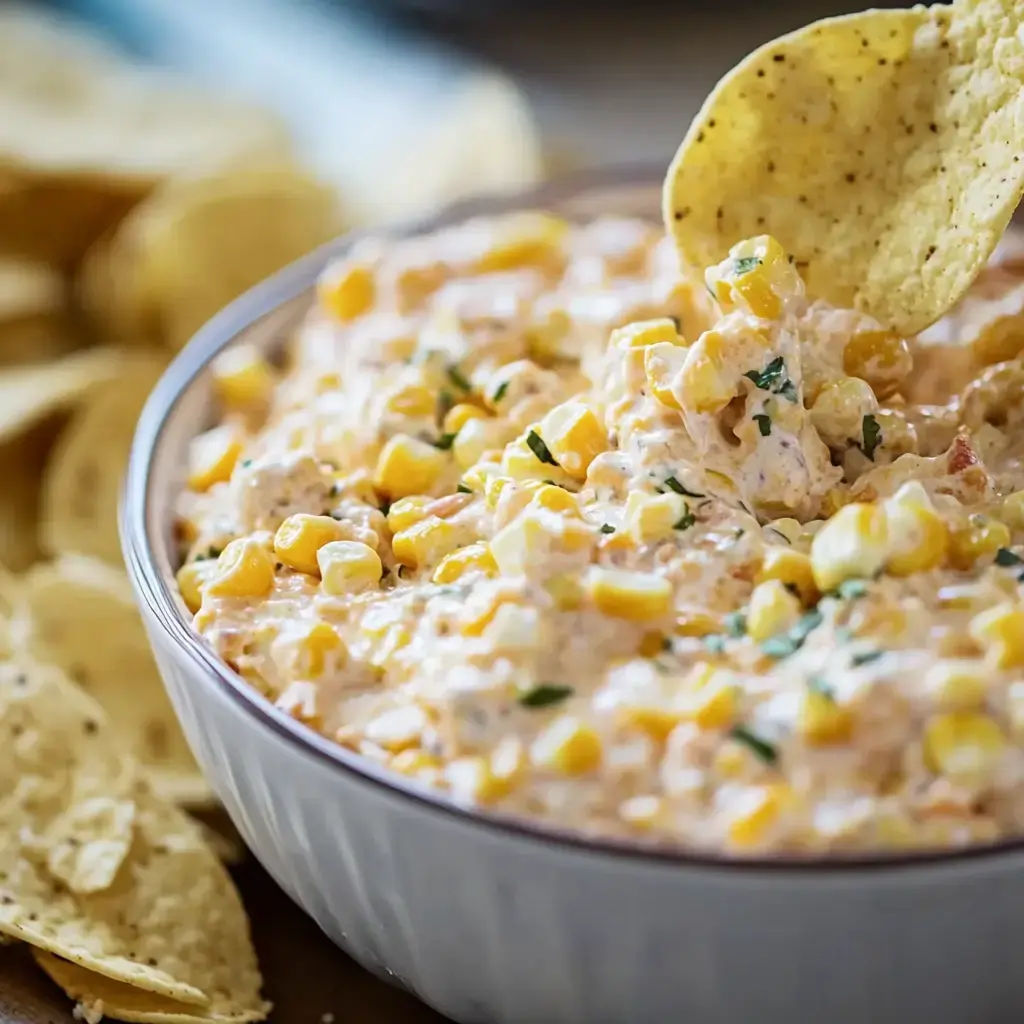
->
[123,170,1024,1024]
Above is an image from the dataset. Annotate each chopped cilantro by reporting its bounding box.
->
[861,414,882,461]
[518,683,574,708]
[807,676,835,700]
[762,608,823,659]
[704,634,727,654]
[996,548,1023,567]
[674,505,697,531]
[761,635,799,659]
[240,459,252,468]
[436,389,455,422]
[835,578,868,600]
[447,364,472,392]
[456,483,472,494]
[850,649,884,667]
[599,523,616,534]
[753,413,772,437]
[733,255,763,275]
[492,380,510,404]
[663,475,704,498]
[723,611,747,637]
[728,725,778,764]
[526,429,559,466]
[434,432,457,451]
[195,546,223,562]
[776,379,798,403]
[743,356,797,403]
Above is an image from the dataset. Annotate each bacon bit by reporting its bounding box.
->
[946,434,979,474]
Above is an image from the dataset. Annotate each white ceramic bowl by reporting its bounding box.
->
[122,170,1024,1024]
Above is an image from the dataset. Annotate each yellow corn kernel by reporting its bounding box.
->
[473,212,569,274]
[925,662,988,711]
[274,514,348,576]
[489,510,591,576]
[766,518,803,545]
[318,540,383,595]
[810,502,888,592]
[923,712,1007,783]
[386,496,432,534]
[318,261,375,322]
[681,664,738,729]
[712,741,749,779]
[798,689,853,745]
[364,705,428,753]
[206,537,276,598]
[298,621,345,677]
[746,580,802,642]
[501,431,572,487]
[374,433,448,499]
[842,329,911,400]
[623,491,689,545]
[529,484,579,516]
[620,705,681,742]
[176,560,218,614]
[446,756,513,804]
[530,716,602,775]
[211,343,274,409]
[1000,490,1024,530]
[392,517,462,570]
[707,236,797,320]
[643,342,687,411]
[619,795,667,830]
[1008,683,1024,741]
[482,474,514,510]
[726,784,790,849]
[536,402,607,480]
[675,610,721,638]
[490,736,528,788]
[609,318,682,349]
[383,383,436,418]
[545,572,585,611]
[680,330,736,414]
[455,418,513,472]
[638,630,667,658]
[884,481,949,577]
[443,402,487,435]
[809,376,878,447]
[949,515,1012,570]
[391,749,441,776]
[969,601,1024,669]
[187,425,243,492]
[820,487,851,518]
[756,547,819,606]
[369,623,412,670]
[432,542,497,584]
[588,567,673,622]
[526,307,572,361]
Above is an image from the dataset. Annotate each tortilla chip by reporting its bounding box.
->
[35,951,268,1024]
[0,347,124,445]
[40,354,168,566]
[44,797,137,896]
[18,555,210,807]
[0,660,267,1017]
[664,0,1024,336]
[82,163,342,351]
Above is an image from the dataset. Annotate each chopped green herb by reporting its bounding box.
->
[861,414,882,461]
[599,524,616,534]
[743,356,796,402]
[764,527,792,545]
[661,636,674,653]
[456,483,472,494]
[663,475,704,498]
[723,611,747,637]
[492,380,510,404]
[996,547,1023,567]
[728,725,778,764]
[240,459,252,469]
[776,379,798,403]
[195,546,223,562]
[835,578,868,600]
[396,564,409,578]
[753,413,772,437]
[447,364,472,392]
[761,635,799,659]
[704,634,727,654]
[807,676,835,700]
[733,255,763,275]
[434,432,457,451]
[834,627,853,645]
[518,683,574,708]
[762,608,823,659]
[850,649,884,667]
[526,429,559,466]
[674,505,697,531]
[436,388,455,422]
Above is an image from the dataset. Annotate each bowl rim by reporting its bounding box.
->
[122,163,1024,874]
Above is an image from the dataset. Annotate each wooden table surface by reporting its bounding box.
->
[0,858,448,1024]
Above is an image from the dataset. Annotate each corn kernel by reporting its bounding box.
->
[681,665,737,729]
[884,481,949,577]
[842,329,911,399]
[809,376,878,447]
[675,610,721,637]
[274,514,348,576]
[432,542,497,583]
[619,795,667,830]
[319,261,375,321]
[798,689,853,745]
[443,402,487,435]
[490,736,528,788]
[386,496,432,534]
[392,517,462,570]
[924,662,988,711]
[756,547,818,605]
[545,572,585,611]
[318,540,383,595]
[529,484,579,516]
[766,518,803,545]
[297,621,345,676]
[374,433,449,499]
[490,510,591,577]
[473,212,569,274]
[726,783,790,849]
[643,342,687,411]
[368,623,411,670]
[746,580,802,642]
[391,749,441,776]
[609,318,682,349]
[526,308,572,361]
[623,491,689,545]
[620,705,682,742]
[680,330,736,414]
[923,712,1007,783]
[212,343,274,409]
[446,756,512,803]
[176,560,218,614]
[588,567,673,621]
[969,601,1024,668]
[364,705,428,753]
[1000,490,1024,530]
[206,537,276,598]
[383,383,436,418]
[455,418,514,472]
[707,236,799,320]
[712,742,749,779]
[810,502,888,591]
[535,402,607,480]
[531,716,602,775]
[187,425,243,492]
[949,515,1012,570]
